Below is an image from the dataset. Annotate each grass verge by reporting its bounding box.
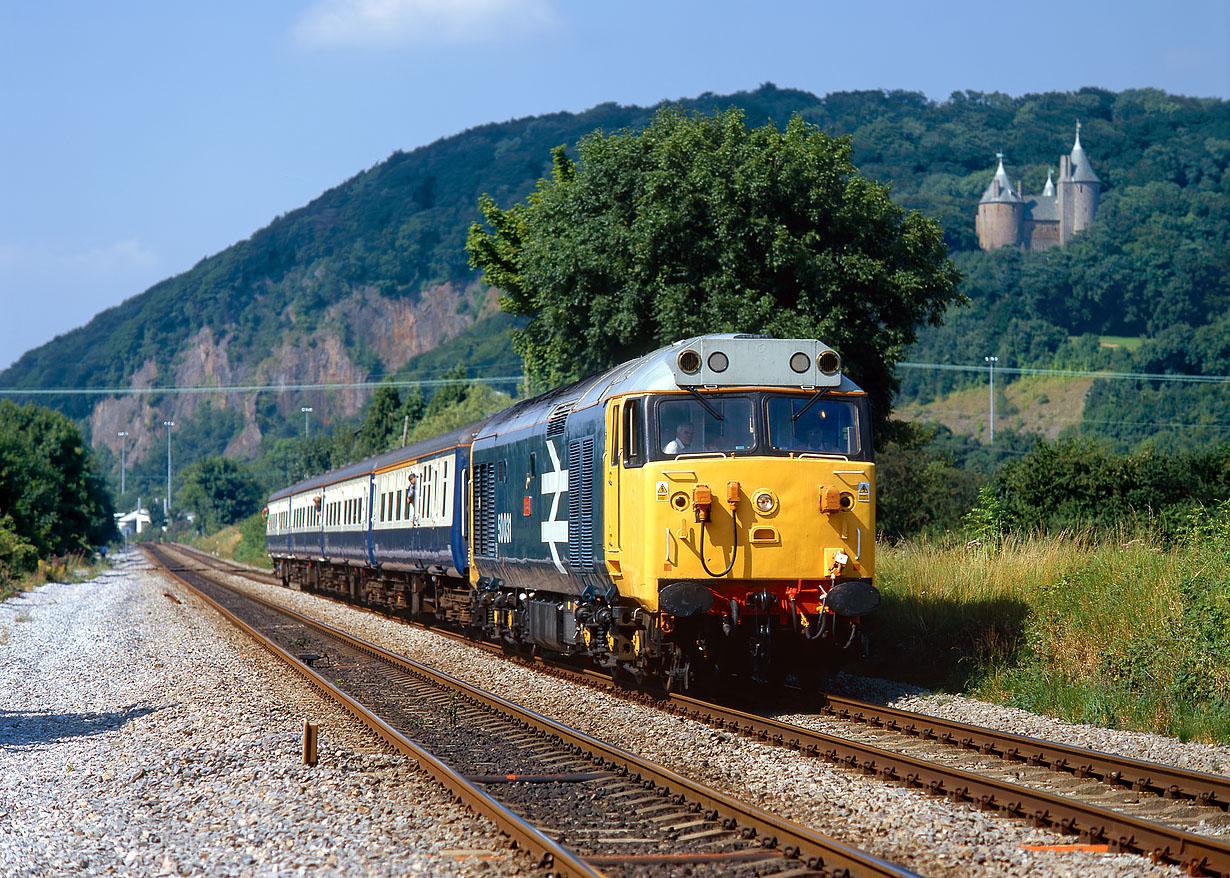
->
[185,513,272,570]
[858,530,1230,742]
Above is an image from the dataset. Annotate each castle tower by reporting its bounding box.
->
[1057,122,1101,244]
[976,153,1024,250]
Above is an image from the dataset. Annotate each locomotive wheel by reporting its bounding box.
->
[662,645,692,693]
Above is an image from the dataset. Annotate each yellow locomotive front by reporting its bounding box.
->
[600,336,878,688]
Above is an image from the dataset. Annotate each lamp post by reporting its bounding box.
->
[985,356,999,446]
[117,431,128,496]
[163,421,174,516]
[301,406,313,438]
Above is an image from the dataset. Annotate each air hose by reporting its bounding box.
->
[699,505,738,577]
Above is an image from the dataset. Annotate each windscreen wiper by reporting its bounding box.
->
[791,391,825,422]
[685,386,723,421]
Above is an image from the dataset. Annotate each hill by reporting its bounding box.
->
[898,374,1096,444]
[2,84,1226,498]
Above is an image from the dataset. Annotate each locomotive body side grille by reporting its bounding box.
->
[567,437,595,571]
[474,461,497,558]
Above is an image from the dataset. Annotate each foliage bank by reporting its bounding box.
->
[987,438,1230,534]
[0,401,115,580]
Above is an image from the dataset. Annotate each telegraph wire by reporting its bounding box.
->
[899,361,1230,384]
[0,375,526,397]
[2,359,1227,397]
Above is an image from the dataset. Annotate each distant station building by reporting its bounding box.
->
[115,503,151,538]
[975,123,1101,251]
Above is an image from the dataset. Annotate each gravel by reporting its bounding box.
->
[3,549,1224,877]
[820,675,1230,778]
[0,552,538,878]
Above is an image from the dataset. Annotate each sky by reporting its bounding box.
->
[1,0,1227,371]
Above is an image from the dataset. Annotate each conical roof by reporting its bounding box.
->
[1042,168,1055,196]
[980,154,1022,204]
[1068,123,1101,184]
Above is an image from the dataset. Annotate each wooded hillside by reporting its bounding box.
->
[2,84,1225,491]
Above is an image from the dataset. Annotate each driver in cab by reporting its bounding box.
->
[664,422,694,455]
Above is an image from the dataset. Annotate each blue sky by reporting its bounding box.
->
[2,0,1227,371]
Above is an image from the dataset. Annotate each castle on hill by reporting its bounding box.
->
[975,123,1101,251]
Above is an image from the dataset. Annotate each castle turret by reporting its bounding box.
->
[1042,168,1055,197]
[976,153,1024,250]
[1058,122,1101,243]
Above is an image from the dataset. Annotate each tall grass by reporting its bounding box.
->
[862,529,1230,743]
[0,552,111,603]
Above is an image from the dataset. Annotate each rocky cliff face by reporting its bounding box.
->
[90,280,488,465]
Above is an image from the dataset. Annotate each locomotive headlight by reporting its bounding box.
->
[754,490,777,514]
[817,349,841,375]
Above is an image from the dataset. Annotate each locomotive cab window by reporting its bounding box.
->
[622,396,647,467]
[765,395,865,458]
[655,396,754,458]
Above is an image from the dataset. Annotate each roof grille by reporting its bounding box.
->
[546,401,576,437]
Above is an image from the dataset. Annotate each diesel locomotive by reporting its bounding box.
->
[266,335,879,689]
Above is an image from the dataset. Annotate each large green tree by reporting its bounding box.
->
[467,106,962,427]
[0,400,115,557]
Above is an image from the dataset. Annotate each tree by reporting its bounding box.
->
[0,400,115,556]
[177,456,263,532]
[355,385,404,457]
[467,106,963,429]
[424,365,469,418]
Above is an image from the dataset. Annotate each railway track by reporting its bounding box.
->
[172,543,1230,876]
[147,544,920,878]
